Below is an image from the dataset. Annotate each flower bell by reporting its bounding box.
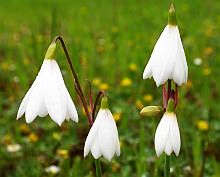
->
[17,42,78,126]
[143,3,188,87]
[154,98,180,157]
[84,97,120,161]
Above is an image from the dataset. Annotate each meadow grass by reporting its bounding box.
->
[0,0,220,176]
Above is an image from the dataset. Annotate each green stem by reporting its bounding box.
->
[164,155,170,177]
[95,159,102,177]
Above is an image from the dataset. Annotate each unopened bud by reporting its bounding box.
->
[140,106,164,117]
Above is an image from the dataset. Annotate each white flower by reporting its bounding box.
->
[84,99,120,161]
[143,24,188,87]
[45,165,60,174]
[194,57,202,66]
[6,144,22,153]
[17,59,78,126]
[154,112,181,157]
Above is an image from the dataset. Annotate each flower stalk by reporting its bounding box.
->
[53,36,93,125]
[165,155,170,177]
[95,159,102,177]
[53,36,103,176]
[142,2,186,177]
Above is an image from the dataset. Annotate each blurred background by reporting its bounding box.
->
[0,0,220,176]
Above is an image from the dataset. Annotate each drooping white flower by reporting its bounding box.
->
[84,97,120,161]
[143,4,188,87]
[17,43,78,126]
[154,112,181,157]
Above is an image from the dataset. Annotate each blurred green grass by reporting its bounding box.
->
[0,0,220,176]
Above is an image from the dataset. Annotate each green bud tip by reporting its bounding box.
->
[166,99,175,113]
[101,96,108,109]
[140,106,164,117]
[45,42,56,59]
[168,3,177,26]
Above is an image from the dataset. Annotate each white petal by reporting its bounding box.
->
[84,109,120,161]
[25,76,44,123]
[170,114,181,156]
[143,25,188,87]
[65,90,78,122]
[154,113,171,157]
[38,101,48,117]
[17,82,35,119]
[143,59,153,79]
[114,125,121,157]
[153,26,178,86]
[164,138,172,156]
[43,60,66,126]
[91,136,101,159]
[172,27,188,85]
[98,110,117,161]
[84,111,102,157]
[20,59,49,122]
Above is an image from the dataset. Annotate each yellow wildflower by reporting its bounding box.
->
[186,80,192,89]
[92,78,101,86]
[28,133,39,142]
[23,58,30,66]
[136,99,144,110]
[205,26,214,37]
[128,63,137,72]
[1,62,10,71]
[19,124,30,134]
[203,68,211,76]
[127,40,133,47]
[96,46,105,53]
[52,132,61,141]
[203,47,214,57]
[57,149,69,159]
[197,120,209,131]
[120,77,132,87]
[112,26,119,33]
[113,112,122,122]
[36,34,43,43]
[2,134,12,145]
[111,162,120,172]
[99,83,109,90]
[82,106,92,116]
[143,94,153,102]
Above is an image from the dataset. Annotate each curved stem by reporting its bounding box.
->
[74,83,93,125]
[87,80,93,113]
[53,36,103,177]
[164,155,170,177]
[54,36,93,125]
[92,91,105,119]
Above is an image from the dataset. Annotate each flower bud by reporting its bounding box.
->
[140,106,164,117]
